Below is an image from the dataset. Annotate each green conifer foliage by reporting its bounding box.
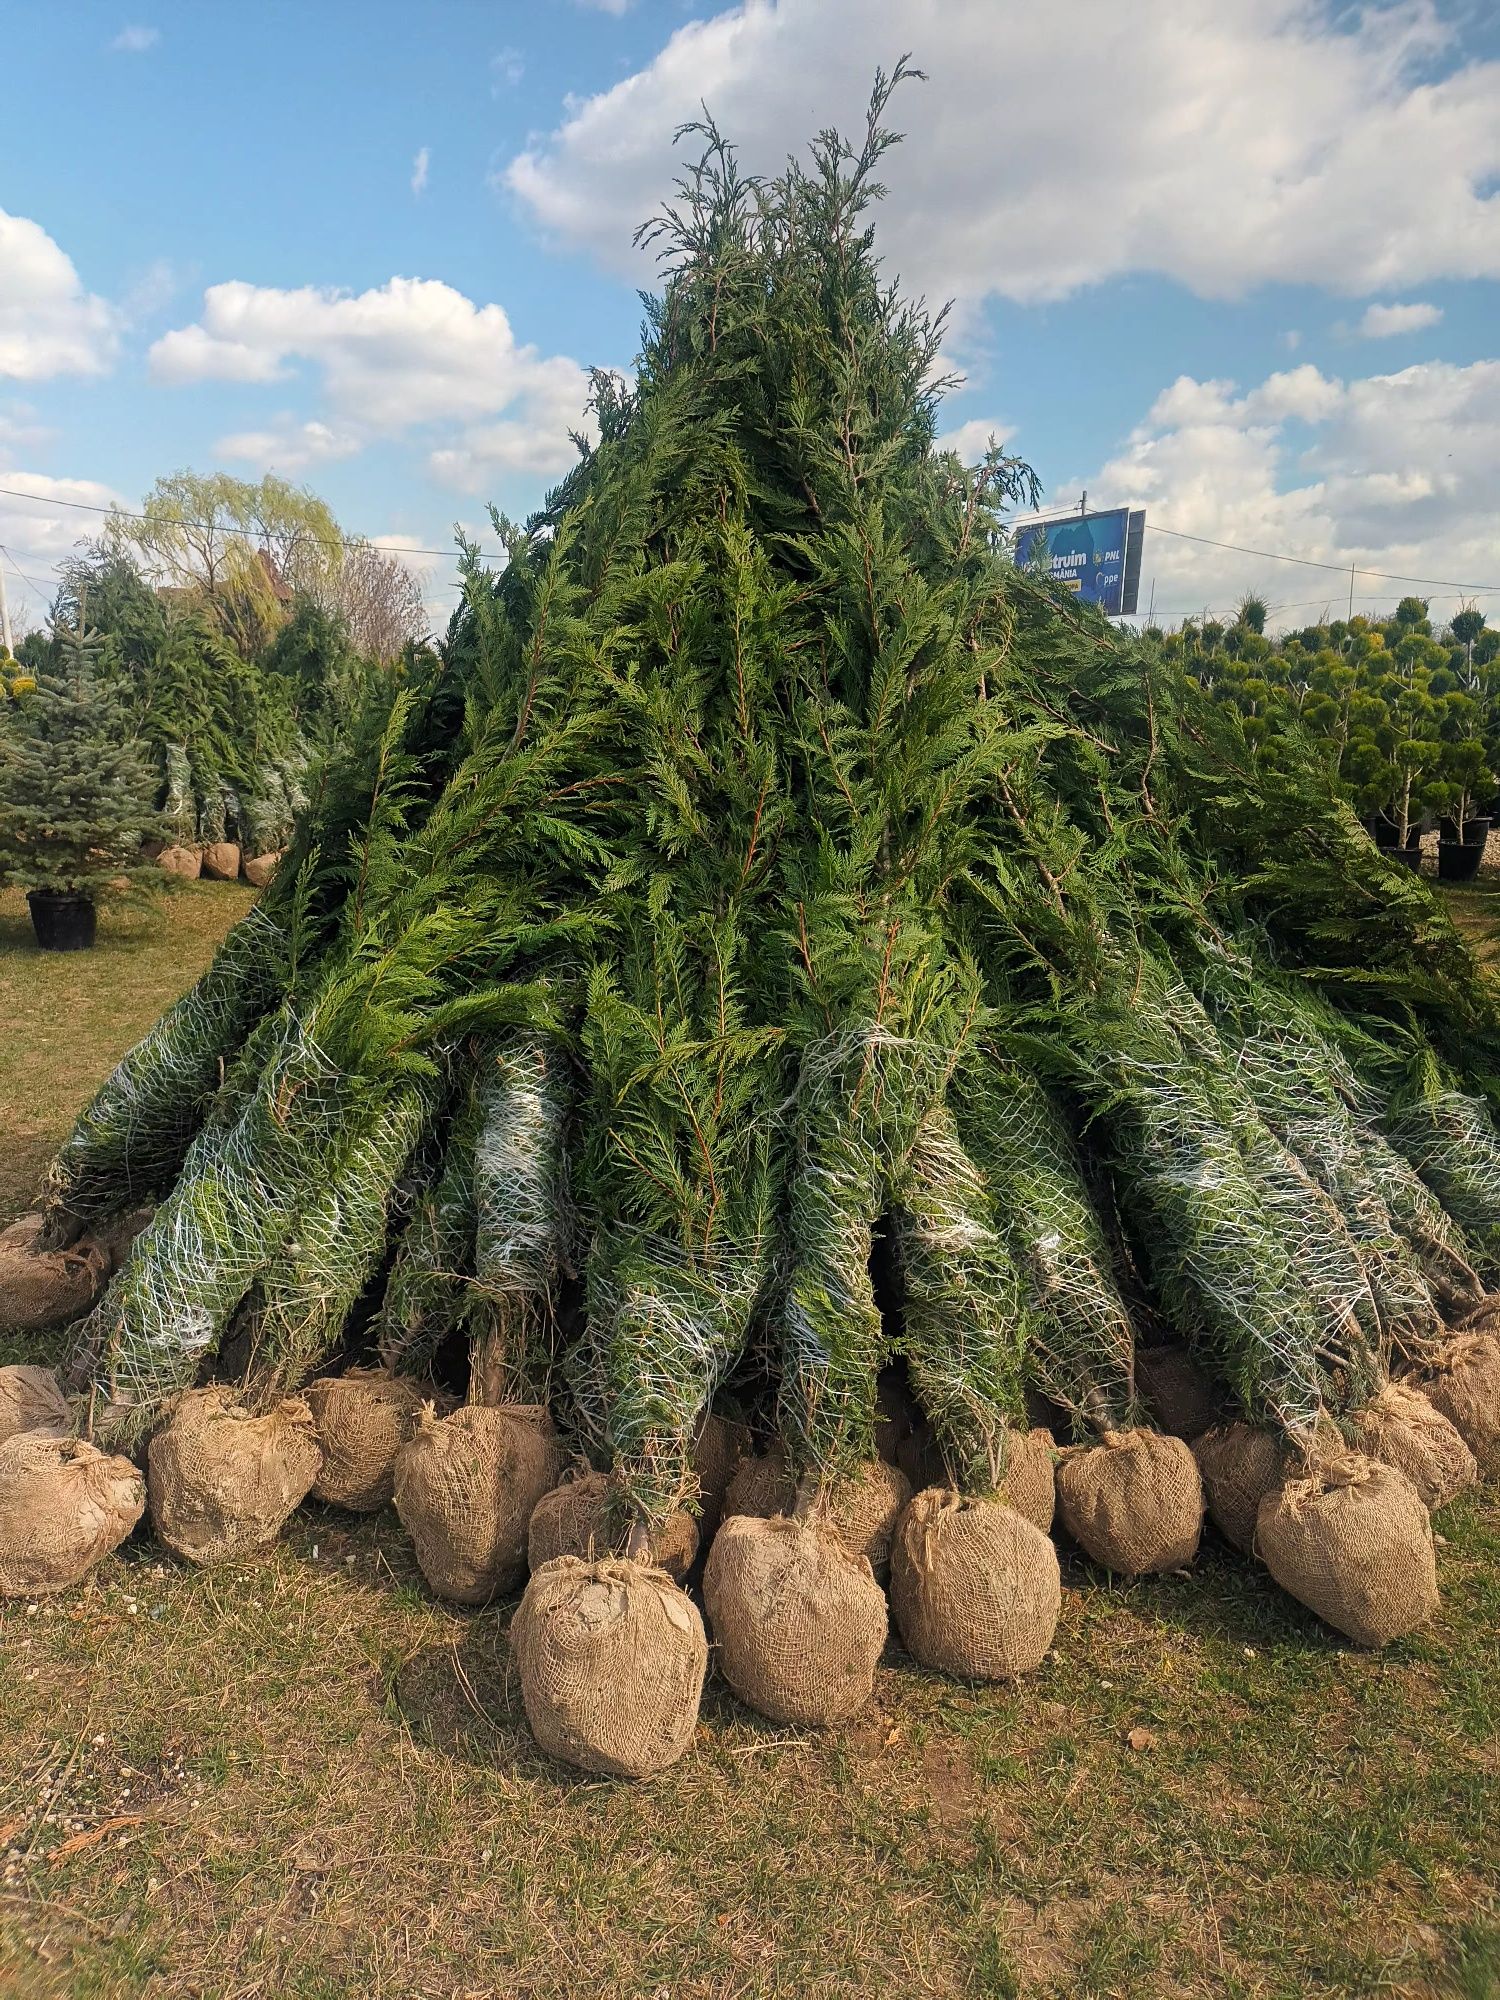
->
[0,621,157,898]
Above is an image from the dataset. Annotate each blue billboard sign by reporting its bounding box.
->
[1014,506,1145,616]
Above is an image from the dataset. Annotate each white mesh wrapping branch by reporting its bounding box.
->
[66,1014,351,1449]
[1225,1023,1448,1358]
[237,1080,435,1400]
[577,1226,769,1527]
[376,1090,483,1375]
[1091,963,1347,1438]
[953,1056,1139,1437]
[161,742,197,845]
[777,1024,945,1479]
[468,1033,573,1399]
[1198,953,1481,1327]
[892,1099,1031,1493]
[1163,975,1384,1418]
[41,903,291,1237]
[1386,1085,1500,1259]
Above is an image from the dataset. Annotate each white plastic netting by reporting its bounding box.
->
[953,1057,1139,1438]
[66,1012,352,1446]
[892,1098,1031,1493]
[43,903,291,1233]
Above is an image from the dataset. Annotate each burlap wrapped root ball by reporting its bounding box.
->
[394,1402,561,1605]
[306,1366,426,1511]
[0,1215,109,1335]
[1406,1334,1500,1474]
[0,1431,145,1595]
[1056,1427,1204,1574]
[1192,1422,1284,1553]
[1349,1380,1476,1512]
[891,1489,1060,1680]
[703,1513,887,1727]
[691,1411,752,1542]
[1256,1451,1439,1647]
[147,1386,322,1565]
[724,1450,910,1580]
[513,1555,708,1777]
[0,1364,70,1446]
[996,1427,1057,1533]
[528,1469,699,1582]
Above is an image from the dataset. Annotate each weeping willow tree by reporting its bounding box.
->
[9,70,1498,1704]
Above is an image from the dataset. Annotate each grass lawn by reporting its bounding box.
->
[0,882,1497,1999]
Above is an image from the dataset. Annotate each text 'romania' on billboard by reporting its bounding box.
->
[1013,507,1145,616]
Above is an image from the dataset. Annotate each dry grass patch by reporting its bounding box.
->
[0,882,1496,1996]
[0,883,255,1227]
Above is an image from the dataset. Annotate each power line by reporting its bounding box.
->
[0,482,499,564]
[1145,521,1500,596]
[5,471,1497,604]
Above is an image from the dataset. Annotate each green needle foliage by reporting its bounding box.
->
[32,73,1500,1518]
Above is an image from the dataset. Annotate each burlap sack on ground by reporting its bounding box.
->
[394,1401,561,1604]
[0,1215,109,1334]
[0,1431,145,1595]
[723,1444,796,1521]
[157,845,201,879]
[891,1489,1060,1680]
[513,1555,708,1778]
[528,1469,699,1581]
[243,851,282,889]
[703,1513,887,1726]
[148,1385,321,1565]
[0,1364,70,1446]
[306,1366,426,1511]
[1255,1451,1439,1647]
[798,1459,911,1581]
[997,1427,1056,1533]
[691,1412,752,1541]
[1056,1427,1204,1573]
[1134,1344,1222,1441]
[1349,1380,1476,1511]
[1192,1422,1283,1553]
[1405,1334,1500,1473]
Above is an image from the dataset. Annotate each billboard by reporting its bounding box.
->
[1014,506,1145,616]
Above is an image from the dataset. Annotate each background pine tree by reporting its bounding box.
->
[0,619,157,905]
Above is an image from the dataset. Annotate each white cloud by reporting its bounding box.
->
[937,418,1015,462]
[0,210,118,381]
[151,275,593,483]
[0,402,56,459]
[216,418,362,473]
[503,0,1500,308]
[0,471,127,631]
[575,0,633,11]
[1358,299,1444,338]
[1066,356,1500,625]
[491,46,524,90]
[110,24,159,52]
[411,146,430,197]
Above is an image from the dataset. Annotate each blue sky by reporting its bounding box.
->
[3,0,1499,636]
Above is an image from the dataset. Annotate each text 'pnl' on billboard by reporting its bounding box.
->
[1013,507,1146,616]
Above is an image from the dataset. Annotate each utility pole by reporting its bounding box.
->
[0,560,13,658]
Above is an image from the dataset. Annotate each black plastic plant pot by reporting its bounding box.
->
[1376,842,1423,872]
[27,890,98,952]
[1437,840,1487,883]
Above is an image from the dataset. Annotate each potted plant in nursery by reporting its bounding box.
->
[1434,734,1494,881]
[0,619,157,950]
